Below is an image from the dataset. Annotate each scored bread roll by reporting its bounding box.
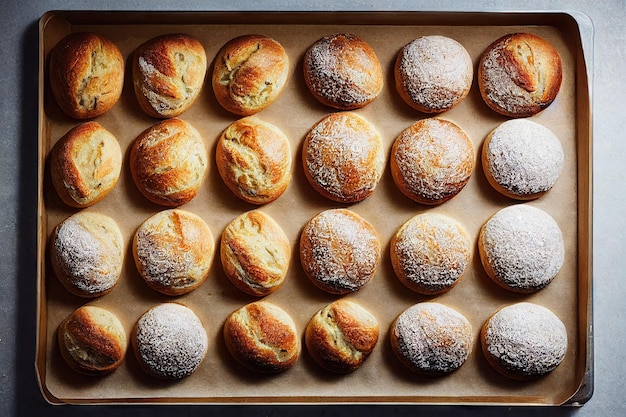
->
[132,33,207,118]
[303,33,383,110]
[216,117,292,205]
[58,305,127,375]
[223,301,300,373]
[130,118,208,206]
[302,112,384,203]
[481,302,567,380]
[133,209,214,296]
[48,32,124,119]
[300,209,381,294]
[220,210,291,297]
[482,119,564,200]
[50,121,122,208]
[395,35,473,113]
[212,34,289,116]
[50,211,124,298]
[390,118,474,205]
[478,33,562,118]
[305,299,379,373]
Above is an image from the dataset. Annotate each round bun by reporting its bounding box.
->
[216,116,292,204]
[223,301,300,373]
[391,118,474,204]
[300,209,380,294]
[130,118,208,206]
[305,299,379,373]
[478,33,562,118]
[220,210,291,296]
[133,209,214,296]
[391,302,472,375]
[482,119,564,200]
[212,35,289,116]
[481,302,567,380]
[303,33,383,110]
[391,213,472,295]
[49,32,124,119]
[478,204,564,293]
[303,112,384,203]
[132,303,208,379]
[395,35,473,113]
[132,34,207,118]
[58,305,127,375]
[50,211,124,298]
[50,121,122,208]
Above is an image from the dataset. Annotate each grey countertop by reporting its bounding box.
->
[1,0,624,416]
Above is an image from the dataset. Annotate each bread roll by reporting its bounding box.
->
[130,118,208,206]
[305,299,379,373]
[390,213,472,295]
[50,121,122,208]
[395,35,473,113]
[132,34,207,118]
[482,119,564,200]
[303,112,384,203]
[481,302,567,380]
[221,210,290,296]
[300,209,380,294]
[223,301,300,373]
[212,35,289,116]
[216,117,292,205]
[133,209,214,296]
[132,303,208,379]
[478,33,562,118]
[50,211,124,298]
[390,302,472,375]
[49,32,124,119]
[478,204,564,293]
[58,305,127,375]
[303,33,383,110]
[390,118,474,204]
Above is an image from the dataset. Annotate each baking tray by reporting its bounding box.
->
[36,10,593,406]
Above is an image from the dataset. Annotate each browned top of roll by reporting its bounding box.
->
[133,34,207,118]
[478,33,562,118]
[130,118,208,206]
[49,32,124,119]
[212,35,289,116]
[303,33,383,110]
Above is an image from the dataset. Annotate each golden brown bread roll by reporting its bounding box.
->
[478,204,564,293]
[481,119,564,200]
[220,210,291,297]
[390,302,472,375]
[216,117,292,205]
[390,213,472,295]
[130,118,208,206]
[49,32,124,119]
[50,121,122,208]
[58,305,127,375]
[303,33,383,110]
[223,301,300,373]
[132,302,208,379]
[302,112,384,203]
[212,35,289,116]
[395,35,473,113]
[305,299,379,373]
[300,209,381,294]
[133,209,214,296]
[481,302,567,380]
[132,34,207,118]
[50,211,124,298]
[390,118,474,205]
[478,33,562,118]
